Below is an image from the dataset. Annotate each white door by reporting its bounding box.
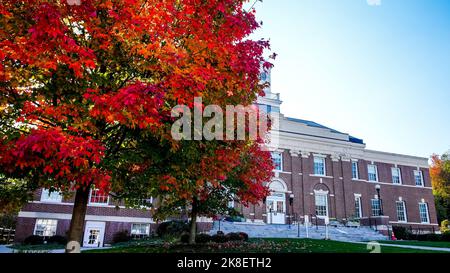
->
[83,221,106,248]
[266,193,286,224]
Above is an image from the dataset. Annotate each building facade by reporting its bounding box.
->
[237,69,438,232]
[14,189,157,247]
[14,69,438,247]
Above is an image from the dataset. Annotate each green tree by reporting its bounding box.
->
[430,151,450,224]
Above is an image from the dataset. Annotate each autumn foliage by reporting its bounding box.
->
[0,0,274,246]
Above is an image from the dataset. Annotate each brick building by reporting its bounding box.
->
[14,69,438,247]
[237,69,438,233]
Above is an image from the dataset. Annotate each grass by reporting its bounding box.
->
[8,243,65,253]
[83,238,447,254]
[378,240,450,249]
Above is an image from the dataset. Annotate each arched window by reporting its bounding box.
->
[314,190,329,218]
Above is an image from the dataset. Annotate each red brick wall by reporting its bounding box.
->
[248,152,437,229]
[15,150,437,242]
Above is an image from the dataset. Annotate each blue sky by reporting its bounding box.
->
[249,0,450,158]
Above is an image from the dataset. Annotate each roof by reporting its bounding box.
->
[285,117,365,144]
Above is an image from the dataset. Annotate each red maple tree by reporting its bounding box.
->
[1,0,274,251]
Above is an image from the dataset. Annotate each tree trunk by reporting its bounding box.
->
[65,187,90,253]
[188,198,198,245]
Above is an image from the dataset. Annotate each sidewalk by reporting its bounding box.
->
[0,245,13,253]
[355,242,450,252]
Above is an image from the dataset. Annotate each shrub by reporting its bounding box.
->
[224,216,245,222]
[156,221,189,238]
[441,220,450,233]
[180,233,190,244]
[112,230,131,244]
[224,232,249,242]
[238,232,249,242]
[216,230,225,236]
[392,226,412,240]
[442,231,450,240]
[196,233,212,244]
[392,225,450,242]
[225,232,243,241]
[23,235,44,245]
[211,234,228,243]
[47,235,67,245]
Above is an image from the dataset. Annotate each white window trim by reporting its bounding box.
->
[131,223,151,237]
[396,201,407,223]
[351,161,359,180]
[371,199,382,216]
[355,196,363,219]
[419,202,430,224]
[414,170,424,187]
[314,192,329,218]
[40,188,63,203]
[33,219,58,237]
[368,164,378,182]
[313,155,326,176]
[88,189,110,206]
[391,167,402,185]
[272,152,283,172]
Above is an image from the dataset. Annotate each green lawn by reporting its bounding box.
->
[9,243,65,252]
[378,240,450,249]
[83,238,447,254]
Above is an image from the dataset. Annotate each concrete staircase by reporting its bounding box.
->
[209,221,388,242]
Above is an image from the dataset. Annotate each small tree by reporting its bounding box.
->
[430,152,450,223]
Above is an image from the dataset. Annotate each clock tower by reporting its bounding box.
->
[256,67,282,116]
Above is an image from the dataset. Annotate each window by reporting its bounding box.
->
[34,219,57,237]
[414,170,424,187]
[419,203,430,223]
[315,194,328,217]
[260,72,268,82]
[396,201,407,222]
[89,189,109,205]
[228,198,235,209]
[314,156,326,176]
[351,161,359,180]
[271,152,283,171]
[131,223,150,238]
[371,199,382,216]
[256,104,268,113]
[391,167,402,185]
[354,196,362,219]
[40,188,62,203]
[268,105,280,113]
[368,164,378,182]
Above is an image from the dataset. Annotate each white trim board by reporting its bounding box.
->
[389,221,438,226]
[30,201,152,210]
[351,180,432,190]
[18,211,155,224]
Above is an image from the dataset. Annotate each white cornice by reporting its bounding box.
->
[266,131,429,168]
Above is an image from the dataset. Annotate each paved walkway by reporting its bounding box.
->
[0,245,12,253]
[355,242,450,252]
